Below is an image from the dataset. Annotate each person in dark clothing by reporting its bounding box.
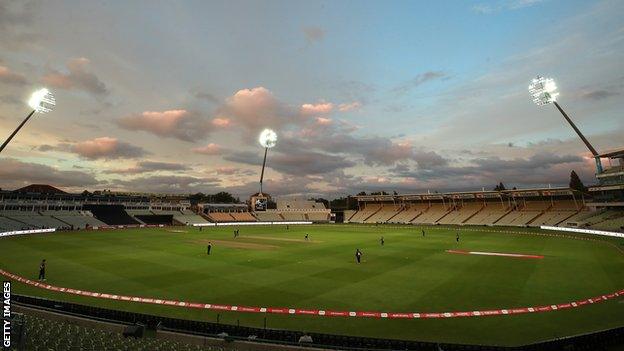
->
[286,225,289,230]
[456,232,460,243]
[305,233,309,241]
[38,259,46,281]
[355,249,362,264]
[380,236,384,246]
[199,226,203,232]
[422,229,425,237]
[207,242,212,255]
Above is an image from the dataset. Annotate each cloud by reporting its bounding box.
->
[392,71,447,94]
[217,86,295,134]
[213,166,255,176]
[0,66,27,85]
[192,143,222,155]
[116,109,213,142]
[42,57,108,96]
[0,1,39,49]
[105,161,190,175]
[337,101,362,112]
[194,91,220,104]
[300,101,334,115]
[579,89,620,100]
[302,26,325,43]
[316,117,333,126]
[211,117,231,127]
[110,175,221,193]
[473,0,546,14]
[390,152,589,190]
[70,137,148,159]
[0,158,98,189]
[225,150,356,176]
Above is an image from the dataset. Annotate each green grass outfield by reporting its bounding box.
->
[1,224,623,346]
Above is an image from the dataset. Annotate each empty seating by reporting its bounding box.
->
[530,200,582,226]
[463,204,509,225]
[437,203,483,225]
[364,204,401,223]
[412,204,450,224]
[348,204,382,223]
[388,204,429,223]
[254,211,284,221]
[16,313,223,351]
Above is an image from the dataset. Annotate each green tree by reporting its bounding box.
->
[569,170,586,192]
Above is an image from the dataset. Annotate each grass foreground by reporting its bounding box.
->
[1,224,623,346]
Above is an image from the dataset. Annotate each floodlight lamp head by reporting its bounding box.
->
[28,88,56,114]
[528,76,559,106]
[259,128,277,148]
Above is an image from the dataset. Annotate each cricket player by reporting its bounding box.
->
[38,259,46,281]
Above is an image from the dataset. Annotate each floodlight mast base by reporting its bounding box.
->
[552,101,602,173]
[259,147,268,194]
[0,110,36,155]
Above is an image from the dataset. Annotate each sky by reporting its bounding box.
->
[0,0,623,199]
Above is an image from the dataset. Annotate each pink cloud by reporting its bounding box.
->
[300,102,334,115]
[42,57,108,95]
[192,143,222,155]
[0,66,27,85]
[338,101,362,112]
[71,137,147,159]
[316,117,333,126]
[212,117,231,127]
[217,87,285,132]
[117,109,213,141]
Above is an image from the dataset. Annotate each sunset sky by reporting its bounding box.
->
[1,0,623,199]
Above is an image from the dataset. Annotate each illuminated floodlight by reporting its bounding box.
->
[528,76,559,106]
[1,88,56,154]
[528,75,602,173]
[257,128,277,194]
[28,88,56,114]
[258,128,277,148]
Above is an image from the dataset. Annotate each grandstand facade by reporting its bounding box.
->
[345,187,622,232]
[0,186,333,232]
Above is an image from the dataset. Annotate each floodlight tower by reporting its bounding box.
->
[0,88,56,154]
[528,76,602,173]
[258,128,277,194]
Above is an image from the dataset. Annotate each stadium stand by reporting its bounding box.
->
[280,211,307,221]
[529,200,582,226]
[343,210,356,223]
[437,202,484,225]
[347,188,617,230]
[495,200,551,226]
[306,211,330,222]
[82,204,139,225]
[388,203,429,223]
[364,204,401,223]
[13,312,223,351]
[412,203,451,224]
[44,210,106,229]
[206,212,237,222]
[10,294,624,351]
[254,211,285,221]
[463,203,510,226]
[230,212,257,221]
[246,198,330,223]
[198,204,258,223]
[347,203,381,223]
[0,211,66,229]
